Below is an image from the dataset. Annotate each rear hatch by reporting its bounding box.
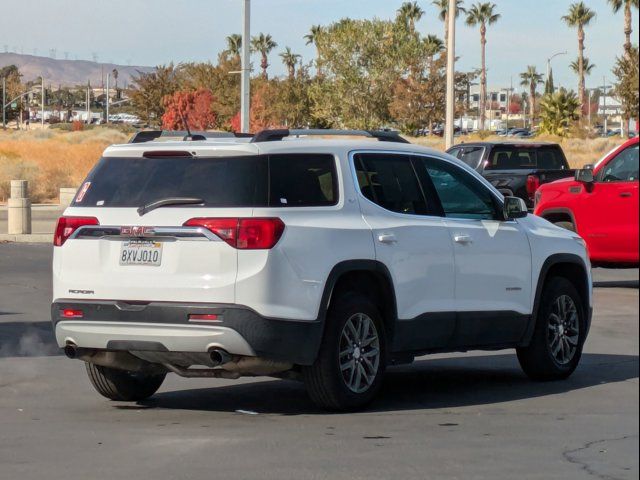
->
[53,152,267,304]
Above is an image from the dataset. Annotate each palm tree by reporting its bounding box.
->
[538,88,581,136]
[562,2,596,118]
[304,25,324,74]
[433,0,466,47]
[397,1,425,34]
[466,2,500,130]
[608,0,639,56]
[423,34,444,69]
[570,57,596,76]
[519,66,544,125]
[251,33,277,79]
[280,47,301,80]
[226,34,242,58]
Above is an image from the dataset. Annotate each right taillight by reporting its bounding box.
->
[54,216,99,246]
[183,218,285,250]
[526,175,540,201]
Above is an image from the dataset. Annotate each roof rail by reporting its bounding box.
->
[250,129,410,144]
[129,130,253,144]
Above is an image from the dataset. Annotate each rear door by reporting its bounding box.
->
[353,152,456,350]
[414,155,532,346]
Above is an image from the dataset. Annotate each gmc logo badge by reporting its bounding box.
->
[121,226,154,237]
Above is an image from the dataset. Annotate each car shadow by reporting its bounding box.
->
[137,352,639,415]
[0,321,60,358]
[594,280,639,289]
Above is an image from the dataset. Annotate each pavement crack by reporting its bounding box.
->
[562,435,637,480]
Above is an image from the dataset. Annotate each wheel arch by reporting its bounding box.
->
[539,208,577,229]
[521,253,591,346]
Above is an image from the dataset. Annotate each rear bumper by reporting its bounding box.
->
[51,300,323,366]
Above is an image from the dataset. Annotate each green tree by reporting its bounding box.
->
[279,47,302,79]
[570,57,596,76]
[130,63,182,126]
[433,0,466,48]
[538,88,581,136]
[562,2,597,117]
[251,33,278,79]
[519,65,544,123]
[423,34,445,69]
[544,68,555,95]
[612,46,639,135]
[304,25,324,74]
[608,0,639,56]
[225,34,242,59]
[466,2,500,130]
[397,1,425,34]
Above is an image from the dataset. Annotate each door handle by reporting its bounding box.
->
[620,192,632,198]
[378,233,397,244]
[453,234,473,245]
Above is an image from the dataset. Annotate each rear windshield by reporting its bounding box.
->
[485,147,567,170]
[73,154,338,208]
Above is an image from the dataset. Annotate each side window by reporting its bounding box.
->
[355,153,428,215]
[447,147,462,159]
[458,147,485,169]
[418,158,498,220]
[598,145,639,183]
[269,154,337,207]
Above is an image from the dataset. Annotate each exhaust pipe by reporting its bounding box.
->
[64,344,78,359]
[208,348,231,366]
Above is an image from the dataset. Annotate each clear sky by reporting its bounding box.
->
[4,0,637,92]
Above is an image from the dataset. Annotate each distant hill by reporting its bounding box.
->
[0,53,155,87]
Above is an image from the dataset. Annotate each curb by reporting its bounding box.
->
[0,233,53,243]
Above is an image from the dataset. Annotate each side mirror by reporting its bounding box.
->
[504,196,528,220]
[575,166,594,184]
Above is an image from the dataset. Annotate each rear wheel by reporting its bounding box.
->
[517,277,586,380]
[85,363,166,401]
[303,294,386,411]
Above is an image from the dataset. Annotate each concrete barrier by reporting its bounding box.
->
[7,180,32,235]
[59,187,77,207]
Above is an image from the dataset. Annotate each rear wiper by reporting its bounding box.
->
[137,197,204,216]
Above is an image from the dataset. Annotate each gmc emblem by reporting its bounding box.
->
[121,226,154,237]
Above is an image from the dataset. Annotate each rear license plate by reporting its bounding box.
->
[120,240,163,266]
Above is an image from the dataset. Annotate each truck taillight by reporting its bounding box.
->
[526,175,540,201]
[183,218,285,250]
[54,216,99,246]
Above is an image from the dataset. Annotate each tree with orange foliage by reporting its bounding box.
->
[162,88,217,130]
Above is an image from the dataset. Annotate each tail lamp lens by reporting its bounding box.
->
[60,309,83,319]
[183,217,285,249]
[54,216,99,246]
[526,175,540,200]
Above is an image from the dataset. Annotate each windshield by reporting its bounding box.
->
[72,154,338,208]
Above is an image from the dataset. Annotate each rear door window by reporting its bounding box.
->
[73,154,337,208]
[355,153,430,215]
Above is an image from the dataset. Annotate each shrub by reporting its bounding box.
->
[72,121,84,132]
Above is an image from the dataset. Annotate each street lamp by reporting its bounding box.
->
[546,51,567,93]
[240,0,251,133]
[444,0,457,149]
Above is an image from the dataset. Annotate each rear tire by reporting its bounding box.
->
[303,294,386,411]
[85,362,166,401]
[554,221,576,232]
[517,277,586,381]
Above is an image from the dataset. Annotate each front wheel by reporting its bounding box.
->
[85,363,166,401]
[517,277,586,380]
[302,294,386,411]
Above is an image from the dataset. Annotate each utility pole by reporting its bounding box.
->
[588,89,593,128]
[603,76,608,135]
[106,72,110,123]
[41,76,45,127]
[444,0,456,149]
[2,76,5,129]
[241,0,251,133]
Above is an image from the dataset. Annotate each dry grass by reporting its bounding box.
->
[410,134,622,169]
[0,128,128,203]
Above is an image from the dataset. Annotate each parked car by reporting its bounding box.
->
[52,129,592,411]
[446,142,575,209]
[535,137,639,267]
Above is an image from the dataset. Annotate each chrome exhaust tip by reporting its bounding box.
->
[64,344,78,359]
[208,348,231,366]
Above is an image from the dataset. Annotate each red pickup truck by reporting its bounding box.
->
[534,137,639,267]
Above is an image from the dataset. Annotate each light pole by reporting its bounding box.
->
[546,51,567,93]
[2,76,5,129]
[41,77,45,127]
[444,0,456,149]
[240,0,251,133]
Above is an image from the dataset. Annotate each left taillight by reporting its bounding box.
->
[54,216,99,246]
[526,175,540,201]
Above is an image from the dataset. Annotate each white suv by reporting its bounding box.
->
[52,129,592,411]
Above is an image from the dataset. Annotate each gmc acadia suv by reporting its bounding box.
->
[52,129,592,411]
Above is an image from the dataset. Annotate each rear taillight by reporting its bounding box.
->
[60,309,83,319]
[54,216,99,246]
[184,218,285,250]
[526,175,540,201]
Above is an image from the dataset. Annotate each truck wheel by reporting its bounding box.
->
[554,221,576,232]
[517,277,586,381]
[85,362,166,401]
[303,294,386,411]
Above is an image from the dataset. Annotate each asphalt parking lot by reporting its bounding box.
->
[0,243,638,480]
